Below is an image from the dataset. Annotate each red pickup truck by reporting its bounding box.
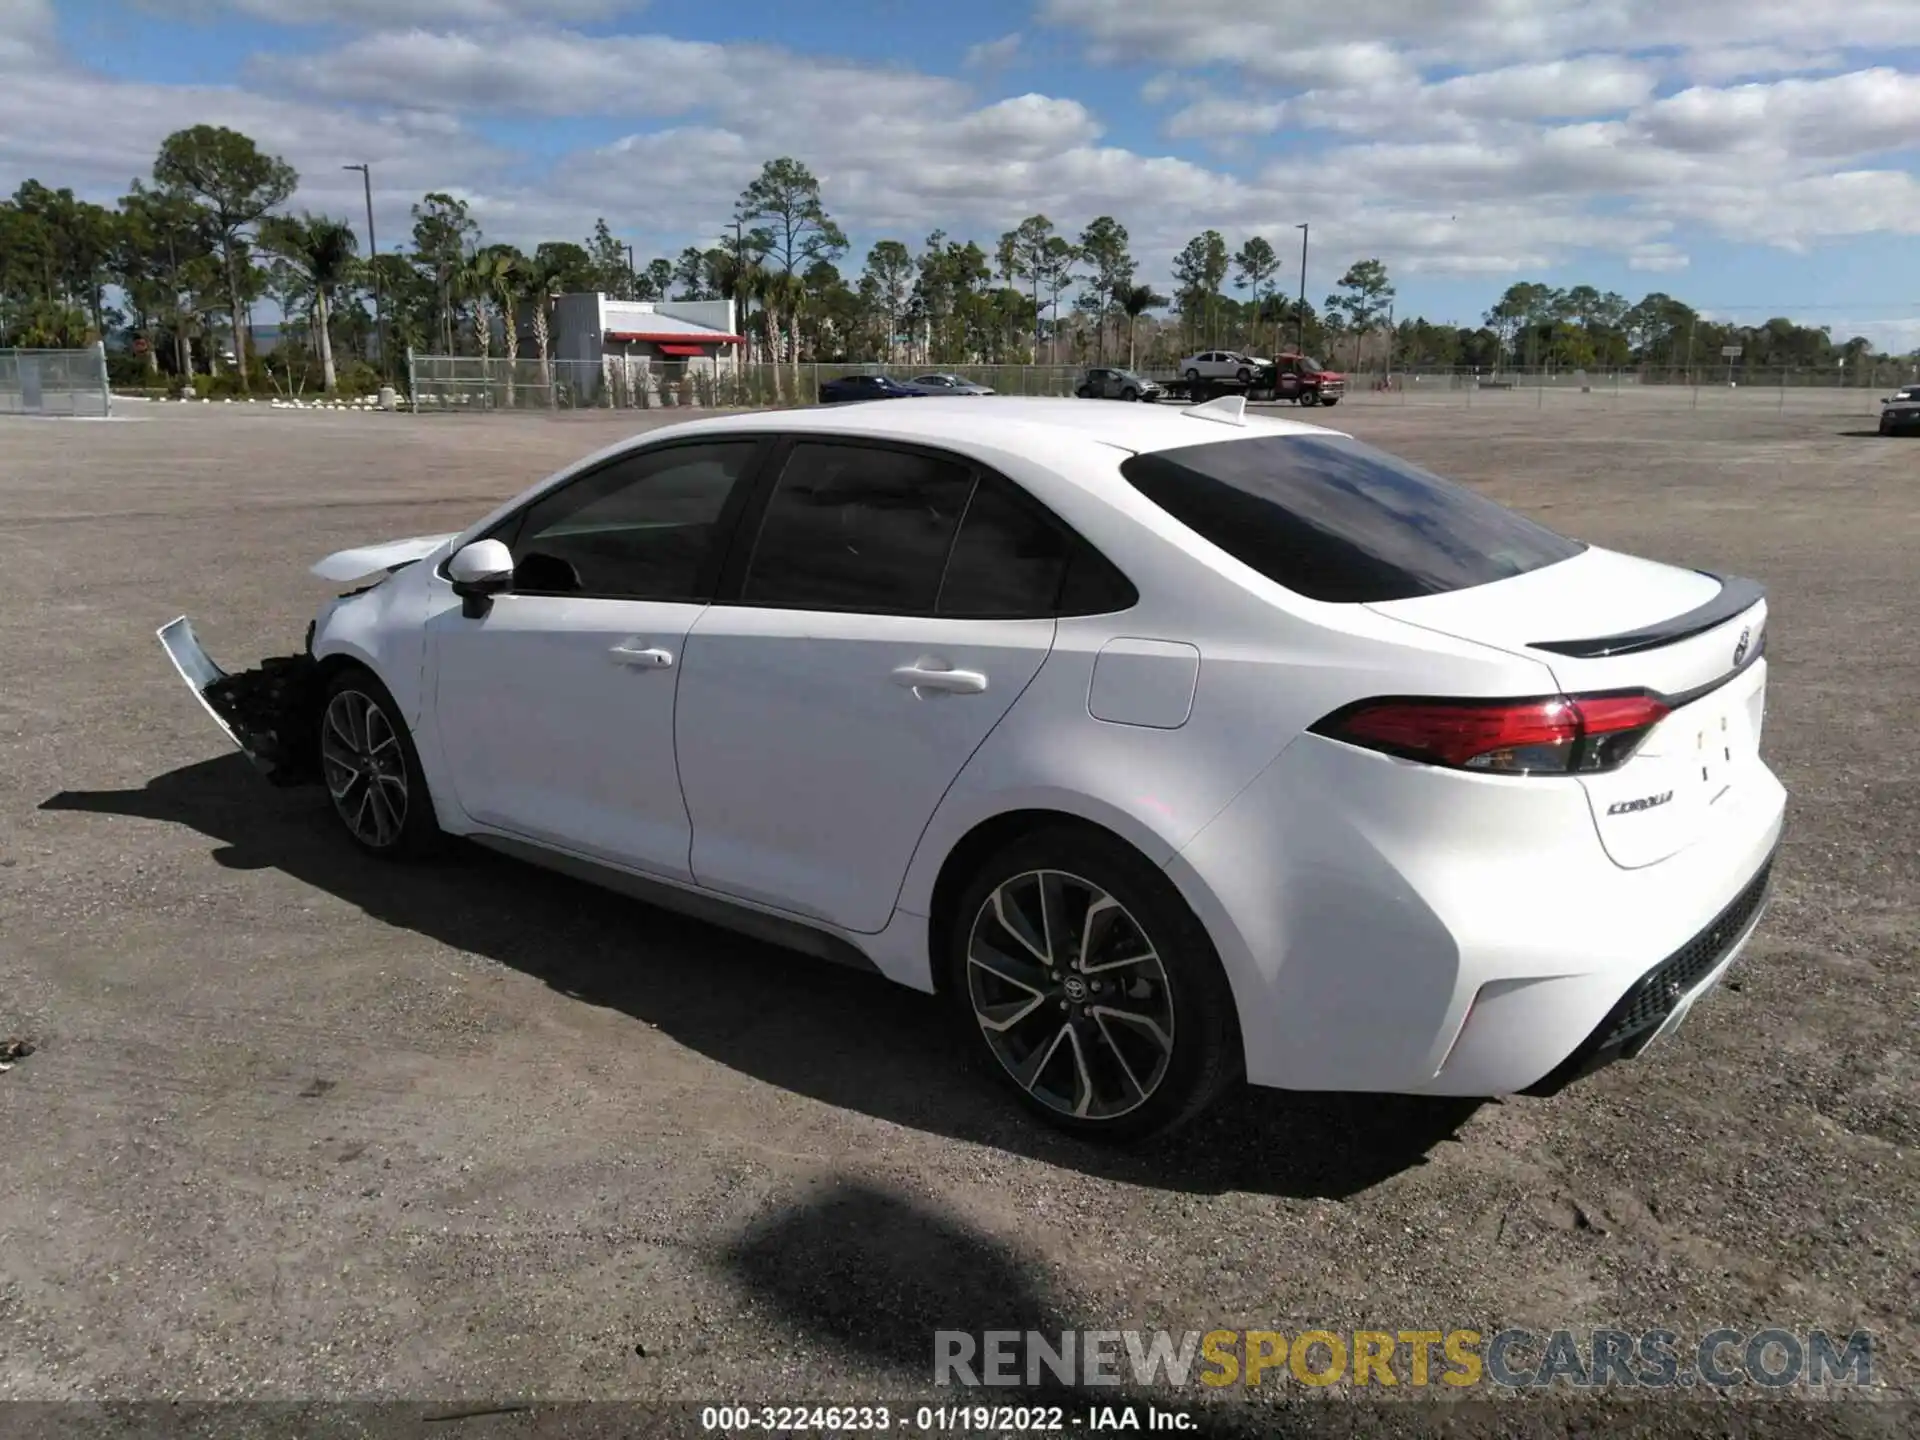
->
[1266,353,1345,407]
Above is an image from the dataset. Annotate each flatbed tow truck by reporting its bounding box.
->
[1159,353,1348,407]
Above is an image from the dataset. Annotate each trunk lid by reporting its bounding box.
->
[1368,547,1769,868]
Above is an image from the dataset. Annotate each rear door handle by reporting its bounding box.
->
[609,643,675,669]
[891,663,987,694]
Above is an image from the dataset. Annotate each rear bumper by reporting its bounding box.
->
[1168,731,1787,1095]
[1520,849,1774,1095]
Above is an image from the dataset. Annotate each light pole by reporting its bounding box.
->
[342,164,385,382]
[624,244,636,296]
[1294,223,1309,355]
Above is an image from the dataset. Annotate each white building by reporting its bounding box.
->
[542,293,742,401]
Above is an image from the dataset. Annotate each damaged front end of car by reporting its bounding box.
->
[158,617,327,786]
[158,531,456,788]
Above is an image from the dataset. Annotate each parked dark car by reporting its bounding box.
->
[1879,385,1920,435]
[910,373,995,395]
[1075,367,1163,402]
[818,374,921,404]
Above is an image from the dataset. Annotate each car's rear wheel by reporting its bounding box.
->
[946,826,1241,1142]
[319,667,442,859]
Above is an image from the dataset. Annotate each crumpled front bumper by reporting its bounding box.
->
[157,616,325,786]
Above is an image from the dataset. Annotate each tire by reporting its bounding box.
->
[318,666,443,860]
[944,825,1242,1143]
[1121,387,1138,402]
[1236,368,1251,384]
[1300,389,1320,407]
[1319,396,1340,407]
[1185,368,1201,382]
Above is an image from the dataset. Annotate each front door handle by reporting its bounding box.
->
[609,643,675,669]
[891,663,987,694]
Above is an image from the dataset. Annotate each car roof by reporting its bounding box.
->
[624,395,1345,457]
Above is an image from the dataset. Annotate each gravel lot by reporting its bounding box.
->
[1,393,1913,1436]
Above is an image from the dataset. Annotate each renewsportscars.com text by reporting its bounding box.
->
[934,1328,1875,1390]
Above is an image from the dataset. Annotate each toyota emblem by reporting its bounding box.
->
[1733,626,1751,667]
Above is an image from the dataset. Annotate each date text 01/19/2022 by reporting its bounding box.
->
[698,1404,1196,1431]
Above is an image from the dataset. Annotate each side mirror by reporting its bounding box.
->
[448,539,514,618]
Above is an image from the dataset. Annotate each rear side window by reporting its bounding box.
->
[937,476,1071,617]
[1119,434,1585,603]
[742,441,974,611]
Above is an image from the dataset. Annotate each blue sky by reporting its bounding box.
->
[7,0,1920,348]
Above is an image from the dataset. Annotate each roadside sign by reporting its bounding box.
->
[1721,345,1742,358]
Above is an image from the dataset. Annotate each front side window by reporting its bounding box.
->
[1120,434,1586,604]
[501,440,758,600]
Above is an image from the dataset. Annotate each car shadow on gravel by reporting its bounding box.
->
[42,755,1481,1201]
[722,1177,1387,1438]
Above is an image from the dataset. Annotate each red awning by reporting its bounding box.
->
[656,343,707,357]
[603,331,744,345]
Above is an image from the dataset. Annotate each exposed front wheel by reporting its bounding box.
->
[1185,368,1201,382]
[1121,387,1138,402]
[1236,368,1251,383]
[318,668,442,859]
[946,826,1241,1142]
[1300,390,1320,406]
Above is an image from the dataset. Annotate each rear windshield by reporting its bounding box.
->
[1119,433,1585,603]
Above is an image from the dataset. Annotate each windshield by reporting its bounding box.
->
[1297,357,1324,372]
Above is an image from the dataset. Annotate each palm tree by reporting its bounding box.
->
[258,213,357,392]
[1117,283,1166,371]
[459,250,508,361]
[521,254,562,401]
[479,246,525,403]
[762,269,808,399]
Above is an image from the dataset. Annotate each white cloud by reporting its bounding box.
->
[1041,0,1920,75]
[963,32,1022,71]
[1168,57,1659,139]
[1677,45,1846,83]
[0,0,56,71]
[2,0,1916,314]
[142,0,642,23]
[1639,68,1920,160]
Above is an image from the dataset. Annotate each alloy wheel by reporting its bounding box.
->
[964,869,1176,1121]
[320,688,410,848]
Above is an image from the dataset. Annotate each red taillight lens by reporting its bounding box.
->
[1310,692,1670,775]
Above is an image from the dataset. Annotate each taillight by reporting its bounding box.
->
[1308,692,1670,775]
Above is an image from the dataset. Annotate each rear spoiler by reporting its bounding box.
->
[1529,574,1766,659]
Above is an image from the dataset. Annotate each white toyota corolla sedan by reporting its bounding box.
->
[161,395,1785,1141]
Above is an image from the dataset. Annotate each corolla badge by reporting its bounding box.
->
[1607,791,1675,816]
[1733,626,1751,667]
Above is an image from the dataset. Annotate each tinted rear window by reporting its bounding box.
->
[1119,434,1585,603]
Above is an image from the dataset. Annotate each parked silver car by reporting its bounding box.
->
[910,373,995,395]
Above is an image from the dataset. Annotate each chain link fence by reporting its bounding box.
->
[0,345,112,417]
[406,354,1095,412]
[404,353,1909,418]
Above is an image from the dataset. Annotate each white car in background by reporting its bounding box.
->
[161,395,1784,1141]
[1180,350,1265,383]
